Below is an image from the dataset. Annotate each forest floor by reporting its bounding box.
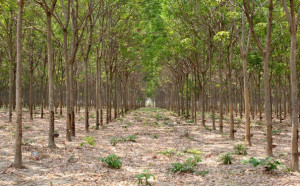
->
[0,107,300,186]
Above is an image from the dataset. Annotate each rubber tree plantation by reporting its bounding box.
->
[0,0,300,185]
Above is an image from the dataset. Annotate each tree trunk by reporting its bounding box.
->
[14,0,24,168]
[63,29,72,141]
[46,13,56,148]
[218,47,224,133]
[282,0,299,171]
[84,55,89,132]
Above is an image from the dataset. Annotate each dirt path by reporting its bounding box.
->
[0,107,299,185]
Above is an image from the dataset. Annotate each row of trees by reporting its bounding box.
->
[0,0,299,172]
[153,0,299,171]
[0,0,162,168]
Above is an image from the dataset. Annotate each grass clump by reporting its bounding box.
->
[110,134,138,146]
[135,170,155,185]
[169,156,202,173]
[194,170,209,176]
[100,154,122,169]
[154,113,169,121]
[234,144,247,155]
[218,152,233,164]
[127,134,137,142]
[23,126,30,130]
[152,134,159,139]
[134,116,143,122]
[110,137,124,146]
[183,148,203,156]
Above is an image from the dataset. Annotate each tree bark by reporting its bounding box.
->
[14,0,24,169]
[282,0,299,171]
[46,12,56,148]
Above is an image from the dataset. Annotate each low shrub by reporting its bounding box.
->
[234,144,247,155]
[218,152,233,164]
[169,156,202,173]
[243,156,281,172]
[80,136,96,146]
[135,170,155,185]
[100,154,122,169]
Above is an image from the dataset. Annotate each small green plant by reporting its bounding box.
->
[183,148,203,155]
[159,149,175,157]
[236,118,242,125]
[110,137,124,146]
[205,126,212,131]
[110,135,138,146]
[272,129,282,135]
[243,157,281,172]
[100,154,122,169]
[154,113,169,121]
[169,156,202,173]
[234,144,247,155]
[218,152,233,164]
[185,119,194,124]
[143,122,150,126]
[23,126,30,130]
[127,134,137,142]
[194,170,209,176]
[134,116,143,122]
[90,114,95,119]
[80,136,96,146]
[22,138,36,145]
[7,126,13,131]
[153,134,159,139]
[135,170,155,185]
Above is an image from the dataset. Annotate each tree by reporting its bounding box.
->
[282,0,299,171]
[35,0,58,148]
[14,0,24,168]
[243,0,274,157]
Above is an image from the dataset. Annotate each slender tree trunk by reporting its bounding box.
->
[63,29,72,141]
[218,47,224,133]
[113,72,117,119]
[84,56,89,132]
[46,13,56,148]
[201,81,205,127]
[228,40,234,140]
[243,56,251,146]
[14,0,24,168]
[29,45,33,121]
[282,0,299,171]
[96,49,100,130]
